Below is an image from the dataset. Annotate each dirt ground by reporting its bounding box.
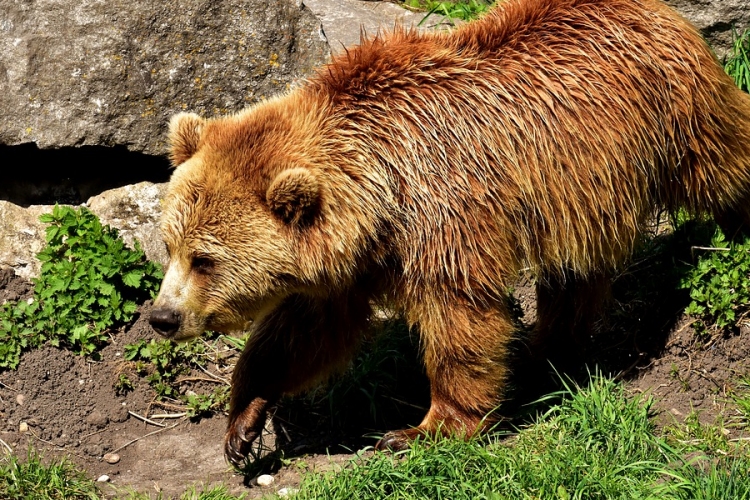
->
[1,260,749,498]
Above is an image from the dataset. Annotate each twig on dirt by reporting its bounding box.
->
[175,376,226,385]
[150,413,187,419]
[80,428,108,440]
[109,421,182,455]
[27,431,89,460]
[0,380,16,392]
[128,411,166,428]
[0,437,12,455]
[692,369,723,389]
[196,364,230,384]
[29,430,57,447]
[668,318,699,345]
[151,400,186,411]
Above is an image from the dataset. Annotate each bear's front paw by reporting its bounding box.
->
[224,398,269,467]
[375,428,423,451]
[224,421,260,467]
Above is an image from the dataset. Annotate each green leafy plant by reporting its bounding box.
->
[124,334,237,417]
[114,373,135,396]
[0,205,163,369]
[725,28,750,93]
[680,227,750,335]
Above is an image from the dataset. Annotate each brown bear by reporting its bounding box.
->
[149,0,750,466]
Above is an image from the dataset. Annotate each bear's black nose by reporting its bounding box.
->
[149,307,182,338]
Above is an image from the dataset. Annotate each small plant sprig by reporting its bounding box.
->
[0,205,163,369]
[124,334,241,418]
[680,228,750,335]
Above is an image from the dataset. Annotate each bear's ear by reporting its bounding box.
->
[168,112,205,166]
[266,167,321,226]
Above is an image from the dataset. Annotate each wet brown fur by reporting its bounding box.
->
[155,0,750,464]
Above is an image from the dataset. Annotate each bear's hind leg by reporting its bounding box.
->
[225,291,372,466]
[377,296,514,450]
[714,207,750,240]
[531,271,611,369]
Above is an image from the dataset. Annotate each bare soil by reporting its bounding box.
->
[1,258,749,498]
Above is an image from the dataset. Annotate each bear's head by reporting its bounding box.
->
[149,103,331,340]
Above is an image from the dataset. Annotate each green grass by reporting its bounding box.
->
[403,0,493,23]
[0,450,101,500]
[725,28,750,92]
[0,450,246,500]
[283,375,750,500]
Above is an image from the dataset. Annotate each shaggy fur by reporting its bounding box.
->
[151,0,750,465]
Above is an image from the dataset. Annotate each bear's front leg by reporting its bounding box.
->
[377,296,514,450]
[225,292,371,466]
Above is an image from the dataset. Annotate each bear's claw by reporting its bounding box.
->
[224,398,269,467]
[375,428,423,451]
[224,425,259,467]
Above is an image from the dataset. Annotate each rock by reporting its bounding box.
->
[103,452,121,464]
[96,475,110,483]
[665,0,750,59]
[277,488,298,497]
[86,410,109,429]
[87,182,169,266]
[0,0,330,155]
[18,422,28,433]
[302,0,449,55]
[15,394,24,406]
[256,474,275,487]
[0,203,53,280]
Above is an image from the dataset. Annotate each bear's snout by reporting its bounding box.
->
[149,307,182,338]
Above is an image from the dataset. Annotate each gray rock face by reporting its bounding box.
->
[303,0,450,55]
[665,0,750,59]
[0,0,330,155]
[87,182,169,268]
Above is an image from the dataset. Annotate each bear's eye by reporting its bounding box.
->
[191,255,215,275]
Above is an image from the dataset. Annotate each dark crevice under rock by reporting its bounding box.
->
[1,143,172,206]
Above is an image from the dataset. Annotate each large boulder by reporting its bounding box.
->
[0,0,330,155]
[664,0,750,59]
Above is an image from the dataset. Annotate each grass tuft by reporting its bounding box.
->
[0,450,101,500]
[725,28,750,92]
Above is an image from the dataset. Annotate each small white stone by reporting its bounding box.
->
[96,475,110,483]
[19,422,28,433]
[103,453,120,464]
[15,394,24,405]
[79,379,85,385]
[256,474,275,487]
[277,488,298,497]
